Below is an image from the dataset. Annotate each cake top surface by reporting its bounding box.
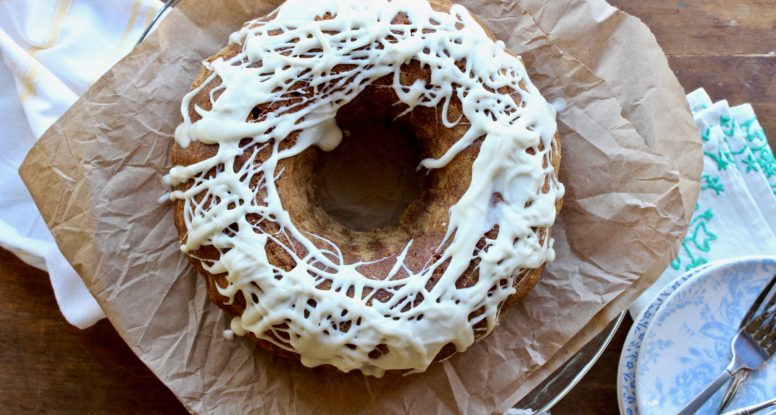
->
[168,0,563,376]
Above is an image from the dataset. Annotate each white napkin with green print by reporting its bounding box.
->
[631,88,776,315]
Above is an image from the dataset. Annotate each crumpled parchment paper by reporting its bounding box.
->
[20,0,702,413]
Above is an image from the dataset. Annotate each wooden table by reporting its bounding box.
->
[1,1,773,413]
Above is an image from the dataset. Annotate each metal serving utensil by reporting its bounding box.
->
[718,275,776,413]
[721,397,776,415]
[678,287,776,415]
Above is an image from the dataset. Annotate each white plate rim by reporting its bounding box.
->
[617,262,717,415]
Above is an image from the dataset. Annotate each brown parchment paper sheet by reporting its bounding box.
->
[20,0,702,413]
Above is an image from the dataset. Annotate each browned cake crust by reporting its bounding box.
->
[171,0,562,367]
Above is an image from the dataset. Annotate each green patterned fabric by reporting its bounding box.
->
[632,88,776,314]
[671,205,717,271]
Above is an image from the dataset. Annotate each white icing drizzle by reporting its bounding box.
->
[168,0,563,377]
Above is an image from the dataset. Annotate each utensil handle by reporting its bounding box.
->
[717,370,749,414]
[678,370,733,415]
[722,397,776,415]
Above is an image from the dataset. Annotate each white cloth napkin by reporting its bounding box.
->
[0,0,161,328]
[631,88,776,314]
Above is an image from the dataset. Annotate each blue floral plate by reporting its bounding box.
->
[617,263,715,415]
[636,256,776,415]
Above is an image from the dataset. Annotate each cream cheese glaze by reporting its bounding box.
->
[167,0,564,377]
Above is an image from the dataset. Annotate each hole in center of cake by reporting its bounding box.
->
[312,116,422,232]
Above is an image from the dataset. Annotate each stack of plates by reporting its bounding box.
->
[618,256,776,414]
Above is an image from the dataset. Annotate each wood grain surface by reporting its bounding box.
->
[1,1,773,413]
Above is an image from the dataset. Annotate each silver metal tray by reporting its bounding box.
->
[516,313,625,412]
